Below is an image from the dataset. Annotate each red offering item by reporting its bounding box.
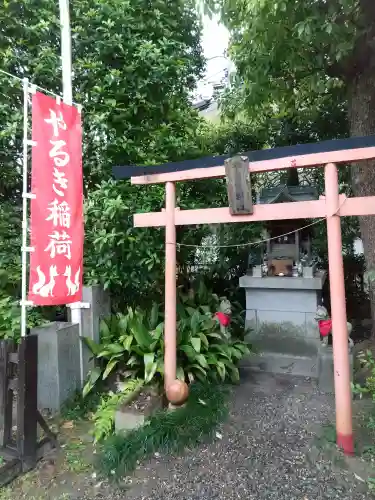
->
[318,319,332,336]
[215,312,231,327]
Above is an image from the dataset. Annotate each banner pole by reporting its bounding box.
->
[59,0,73,105]
[21,78,29,338]
[59,0,85,385]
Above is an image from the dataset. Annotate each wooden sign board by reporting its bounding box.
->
[224,156,253,215]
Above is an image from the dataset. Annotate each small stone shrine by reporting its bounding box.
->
[240,184,327,378]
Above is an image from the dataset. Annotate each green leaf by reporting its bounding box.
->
[99,319,110,339]
[83,367,102,398]
[216,361,226,381]
[190,310,201,334]
[200,305,211,314]
[130,318,153,349]
[81,336,102,356]
[198,332,209,348]
[211,344,231,359]
[144,362,158,383]
[153,323,164,340]
[196,354,209,369]
[180,344,197,361]
[106,343,125,355]
[206,332,223,340]
[206,353,219,365]
[176,366,185,381]
[127,355,139,367]
[149,302,159,330]
[186,306,197,317]
[144,352,155,367]
[144,353,157,383]
[188,363,207,376]
[229,366,240,383]
[118,314,128,332]
[122,335,133,351]
[103,359,119,380]
[191,337,201,353]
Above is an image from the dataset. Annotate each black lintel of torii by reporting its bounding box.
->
[112,134,375,180]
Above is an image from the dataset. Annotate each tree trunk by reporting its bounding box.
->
[348,69,375,336]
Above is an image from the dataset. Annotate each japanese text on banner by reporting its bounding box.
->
[28,92,83,306]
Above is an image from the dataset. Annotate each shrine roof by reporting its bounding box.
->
[257,185,319,204]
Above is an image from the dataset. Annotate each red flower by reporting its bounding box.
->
[215,312,231,327]
[318,319,332,337]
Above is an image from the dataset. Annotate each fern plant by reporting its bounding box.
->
[92,379,144,443]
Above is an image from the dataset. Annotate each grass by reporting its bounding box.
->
[60,387,102,421]
[63,440,92,473]
[98,382,230,479]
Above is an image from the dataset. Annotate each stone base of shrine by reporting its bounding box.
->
[241,345,353,393]
[241,351,318,378]
[239,271,330,383]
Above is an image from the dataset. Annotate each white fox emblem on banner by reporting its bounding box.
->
[63,265,81,295]
[32,265,59,297]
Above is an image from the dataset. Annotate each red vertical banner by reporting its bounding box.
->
[28,92,83,305]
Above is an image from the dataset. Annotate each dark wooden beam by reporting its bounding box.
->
[113,135,375,179]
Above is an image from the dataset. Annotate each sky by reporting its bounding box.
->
[200,15,230,87]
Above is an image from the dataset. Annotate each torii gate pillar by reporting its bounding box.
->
[164,181,177,389]
[325,163,354,455]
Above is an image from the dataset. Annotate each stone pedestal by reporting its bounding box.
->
[239,271,326,377]
[32,322,81,413]
[80,285,111,378]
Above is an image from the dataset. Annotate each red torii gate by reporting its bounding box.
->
[115,137,375,455]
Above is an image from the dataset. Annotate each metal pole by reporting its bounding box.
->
[59,0,73,105]
[59,0,85,385]
[325,163,354,455]
[164,182,177,391]
[20,78,29,338]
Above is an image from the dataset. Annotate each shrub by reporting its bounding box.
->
[92,379,143,443]
[82,288,251,396]
[353,350,375,400]
[0,294,48,341]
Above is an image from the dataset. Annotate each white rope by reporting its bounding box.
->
[175,195,348,249]
[176,218,325,249]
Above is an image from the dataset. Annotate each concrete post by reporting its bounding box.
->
[32,322,80,413]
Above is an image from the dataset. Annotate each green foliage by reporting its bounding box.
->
[92,379,144,443]
[352,350,375,400]
[0,0,206,312]
[84,180,165,309]
[176,304,250,384]
[60,388,103,422]
[207,0,358,121]
[0,295,48,341]
[82,304,164,396]
[1,0,205,185]
[83,286,251,395]
[97,382,229,478]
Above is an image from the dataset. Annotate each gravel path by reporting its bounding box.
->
[6,371,372,499]
[120,372,371,500]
